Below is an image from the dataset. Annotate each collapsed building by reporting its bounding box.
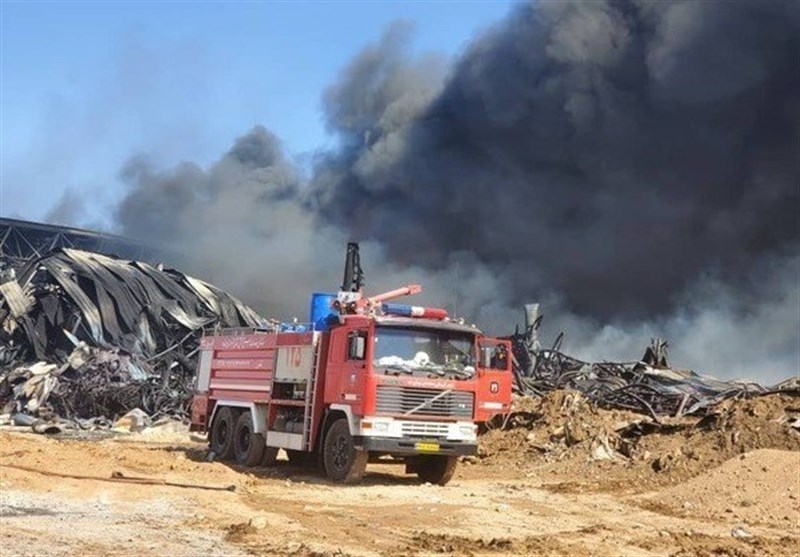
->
[0,247,264,426]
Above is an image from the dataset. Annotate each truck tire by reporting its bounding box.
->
[416,455,458,486]
[209,406,237,461]
[233,410,265,466]
[323,418,367,483]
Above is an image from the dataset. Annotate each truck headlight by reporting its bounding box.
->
[373,421,389,433]
[459,425,476,436]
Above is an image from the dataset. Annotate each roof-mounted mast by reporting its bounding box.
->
[336,243,425,316]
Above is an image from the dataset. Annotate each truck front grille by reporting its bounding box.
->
[400,421,450,438]
[375,385,473,418]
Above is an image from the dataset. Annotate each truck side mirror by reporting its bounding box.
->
[348,333,366,360]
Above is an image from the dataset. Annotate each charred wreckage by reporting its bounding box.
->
[507,305,799,422]
[0,222,796,433]
[0,247,263,430]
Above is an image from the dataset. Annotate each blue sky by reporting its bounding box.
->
[1,0,516,223]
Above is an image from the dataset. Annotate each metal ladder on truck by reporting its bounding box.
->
[302,333,322,452]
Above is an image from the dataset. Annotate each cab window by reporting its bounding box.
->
[347,331,367,361]
[479,341,510,371]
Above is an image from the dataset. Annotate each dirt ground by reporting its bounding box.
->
[1,393,799,556]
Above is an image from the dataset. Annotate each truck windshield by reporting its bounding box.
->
[373,326,476,379]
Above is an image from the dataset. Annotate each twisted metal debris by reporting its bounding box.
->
[2,247,795,428]
[0,248,265,425]
[508,304,795,419]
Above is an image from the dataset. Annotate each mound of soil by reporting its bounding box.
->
[639,449,800,526]
[477,391,800,492]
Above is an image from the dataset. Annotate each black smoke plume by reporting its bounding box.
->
[108,1,798,380]
[313,0,800,320]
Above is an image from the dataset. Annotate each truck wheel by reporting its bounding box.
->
[417,455,458,486]
[233,410,265,466]
[209,406,237,461]
[323,418,367,483]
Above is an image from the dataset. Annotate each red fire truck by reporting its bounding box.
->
[190,244,512,485]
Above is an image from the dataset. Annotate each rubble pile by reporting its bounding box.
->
[0,248,265,425]
[508,304,798,419]
[480,391,652,465]
[479,390,800,489]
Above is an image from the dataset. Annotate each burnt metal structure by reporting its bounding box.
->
[0,248,264,423]
[506,305,794,419]
[0,217,160,270]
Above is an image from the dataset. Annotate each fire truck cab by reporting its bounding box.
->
[190,244,512,485]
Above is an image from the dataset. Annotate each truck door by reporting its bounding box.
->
[475,339,513,422]
[324,326,369,416]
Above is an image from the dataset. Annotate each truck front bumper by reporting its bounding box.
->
[355,436,477,457]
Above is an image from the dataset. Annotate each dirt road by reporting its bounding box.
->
[1,428,798,557]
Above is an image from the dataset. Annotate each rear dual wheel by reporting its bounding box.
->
[210,407,237,461]
[233,410,265,466]
[211,407,272,466]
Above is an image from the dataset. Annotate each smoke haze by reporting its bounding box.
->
[313,1,799,320]
[104,1,798,382]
